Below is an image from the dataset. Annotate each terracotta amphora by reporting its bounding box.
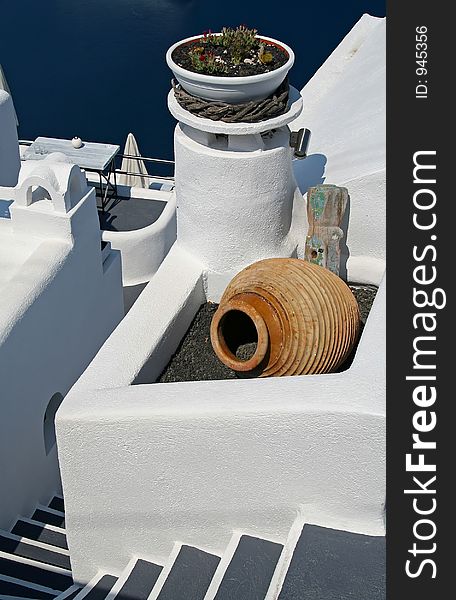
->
[210,258,360,376]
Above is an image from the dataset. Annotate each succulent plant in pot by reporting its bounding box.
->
[166,25,294,104]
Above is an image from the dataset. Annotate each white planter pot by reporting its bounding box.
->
[166,34,294,104]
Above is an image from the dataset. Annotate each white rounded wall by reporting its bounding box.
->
[174,124,299,273]
[101,193,177,287]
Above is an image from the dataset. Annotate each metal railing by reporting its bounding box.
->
[113,153,175,183]
[112,170,173,183]
[119,153,174,165]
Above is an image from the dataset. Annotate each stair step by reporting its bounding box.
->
[0,533,71,570]
[0,597,54,600]
[0,553,73,592]
[0,576,55,599]
[210,535,283,600]
[153,545,220,600]
[109,559,162,600]
[75,575,117,600]
[0,596,53,600]
[30,509,65,530]
[48,497,65,514]
[11,520,67,550]
[53,584,83,600]
[277,525,386,600]
[59,589,84,600]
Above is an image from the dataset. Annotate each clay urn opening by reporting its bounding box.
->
[210,298,270,373]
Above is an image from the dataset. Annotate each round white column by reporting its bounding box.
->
[168,87,303,273]
[0,90,20,187]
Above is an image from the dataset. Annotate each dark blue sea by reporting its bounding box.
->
[1,0,385,166]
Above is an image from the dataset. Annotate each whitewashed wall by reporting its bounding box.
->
[290,14,386,282]
[175,125,298,274]
[101,190,177,287]
[0,157,123,529]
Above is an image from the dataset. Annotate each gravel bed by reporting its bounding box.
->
[158,285,377,383]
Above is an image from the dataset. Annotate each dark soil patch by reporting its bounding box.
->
[352,285,378,324]
[158,285,377,383]
[171,40,288,77]
[158,303,231,383]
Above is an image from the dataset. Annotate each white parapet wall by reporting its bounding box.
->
[290,14,386,283]
[0,152,124,529]
[100,188,177,287]
[70,244,206,391]
[83,172,177,287]
[58,260,385,583]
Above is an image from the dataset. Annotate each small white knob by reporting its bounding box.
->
[71,136,83,149]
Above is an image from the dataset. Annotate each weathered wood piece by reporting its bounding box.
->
[172,78,289,123]
[304,184,348,276]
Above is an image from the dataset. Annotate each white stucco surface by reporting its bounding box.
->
[100,190,177,286]
[56,14,386,582]
[0,228,43,288]
[290,14,386,278]
[0,149,124,529]
[175,124,299,275]
[0,90,20,186]
[58,277,385,583]
[69,244,205,392]
[69,172,178,286]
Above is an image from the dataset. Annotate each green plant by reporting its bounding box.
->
[218,25,258,64]
[188,46,229,75]
[258,42,273,64]
[182,25,281,77]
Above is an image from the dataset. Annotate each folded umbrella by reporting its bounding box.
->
[118,132,149,188]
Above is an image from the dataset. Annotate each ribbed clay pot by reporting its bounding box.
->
[210,258,360,377]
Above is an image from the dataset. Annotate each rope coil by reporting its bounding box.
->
[172,78,290,123]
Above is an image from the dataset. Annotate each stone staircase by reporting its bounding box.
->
[0,496,75,599]
[0,497,385,600]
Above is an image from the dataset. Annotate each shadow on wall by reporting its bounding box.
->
[0,199,13,218]
[44,393,64,456]
[293,153,327,195]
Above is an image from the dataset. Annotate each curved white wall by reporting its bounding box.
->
[101,193,177,286]
[0,90,20,187]
[175,124,298,273]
